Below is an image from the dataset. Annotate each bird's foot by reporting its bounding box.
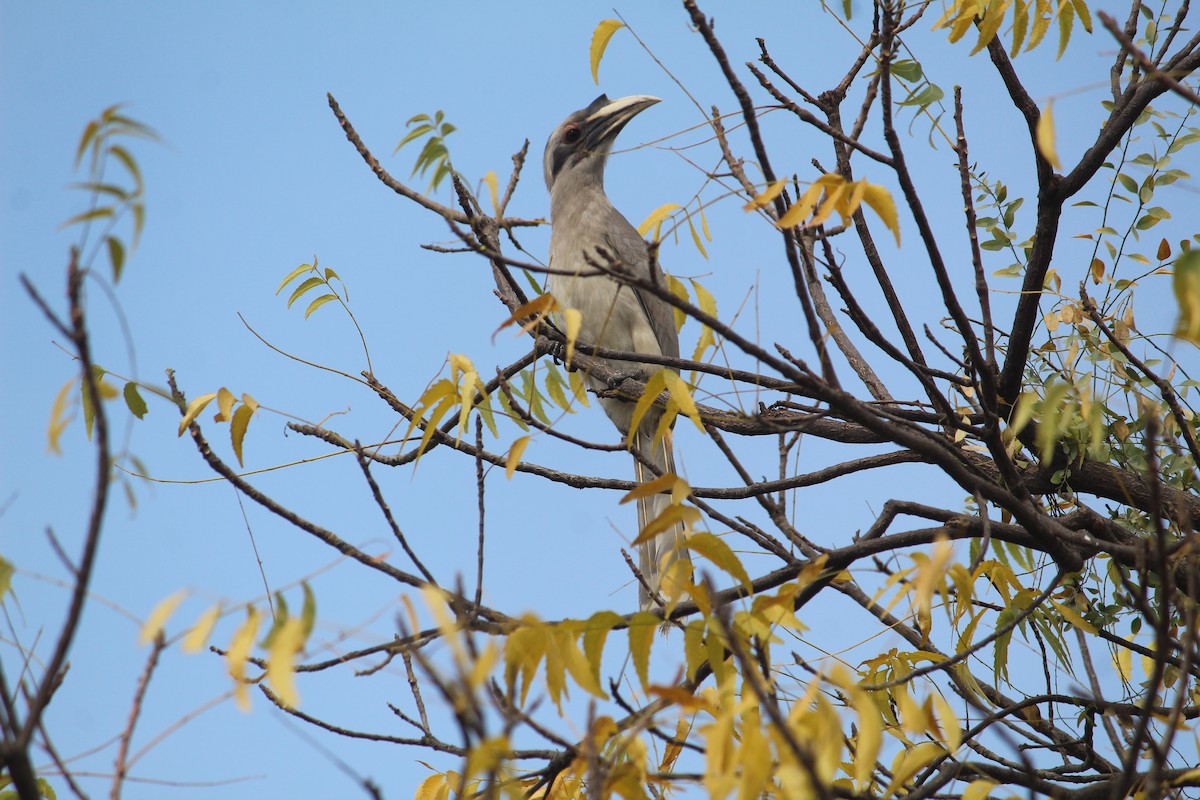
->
[605,369,641,389]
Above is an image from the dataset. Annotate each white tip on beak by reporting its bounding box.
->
[586,95,662,124]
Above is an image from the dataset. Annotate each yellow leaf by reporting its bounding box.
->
[482,170,499,212]
[637,203,681,240]
[177,392,217,436]
[590,19,626,84]
[504,618,547,705]
[691,279,718,361]
[231,403,255,467]
[622,472,682,504]
[492,293,558,340]
[183,603,221,653]
[969,0,1009,55]
[1050,598,1097,634]
[1011,0,1030,54]
[660,717,689,771]
[777,177,836,228]
[562,307,582,363]
[1173,250,1200,345]
[215,386,236,422]
[505,436,530,479]
[267,616,305,708]
[687,216,708,259]
[1070,0,1092,32]
[739,709,771,799]
[628,611,658,690]
[931,691,962,750]
[633,504,701,545]
[963,779,998,800]
[666,274,689,331]
[742,177,788,211]
[810,178,849,227]
[227,607,262,712]
[853,690,882,789]
[468,641,499,691]
[414,773,445,800]
[627,370,668,446]
[275,262,313,295]
[886,741,944,799]
[304,292,337,319]
[558,628,606,698]
[1113,646,1133,682]
[47,378,76,455]
[139,590,186,644]
[568,369,590,407]
[1036,101,1062,170]
[457,368,480,434]
[662,370,704,431]
[862,181,901,244]
[1169,768,1200,786]
[686,531,752,592]
[1056,0,1074,59]
[582,611,621,686]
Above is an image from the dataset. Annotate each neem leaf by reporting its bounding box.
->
[590,20,626,84]
[123,382,148,419]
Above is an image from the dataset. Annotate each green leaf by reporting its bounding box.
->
[890,59,923,81]
[276,263,314,294]
[106,236,126,282]
[81,365,107,440]
[544,364,570,411]
[304,293,338,319]
[993,607,1015,682]
[107,144,144,191]
[0,557,14,602]
[301,582,317,638]
[394,123,434,154]
[131,203,145,247]
[75,118,100,168]
[123,382,148,419]
[286,276,323,308]
[897,83,944,108]
[60,206,114,229]
[261,592,289,649]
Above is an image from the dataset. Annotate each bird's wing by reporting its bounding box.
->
[603,216,680,361]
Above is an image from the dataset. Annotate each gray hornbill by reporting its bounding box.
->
[543,94,690,608]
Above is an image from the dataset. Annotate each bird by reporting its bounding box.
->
[543,94,691,609]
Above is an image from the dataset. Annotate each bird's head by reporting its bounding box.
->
[543,94,660,194]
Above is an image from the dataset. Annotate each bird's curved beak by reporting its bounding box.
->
[582,95,661,152]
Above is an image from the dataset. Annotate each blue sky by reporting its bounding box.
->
[3,3,1198,798]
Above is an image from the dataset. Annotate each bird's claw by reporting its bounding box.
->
[607,370,640,389]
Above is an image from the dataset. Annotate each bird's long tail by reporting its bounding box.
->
[632,424,692,609]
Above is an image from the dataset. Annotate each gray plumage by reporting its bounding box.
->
[543,94,690,609]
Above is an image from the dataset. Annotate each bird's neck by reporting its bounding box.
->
[549,169,610,223]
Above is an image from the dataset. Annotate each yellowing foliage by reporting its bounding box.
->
[935,0,1092,58]
[768,174,901,244]
[139,590,186,645]
[1036,101,1062,170]
[590,20,626,84]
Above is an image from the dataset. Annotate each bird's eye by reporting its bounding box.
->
[562,125,582,144]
